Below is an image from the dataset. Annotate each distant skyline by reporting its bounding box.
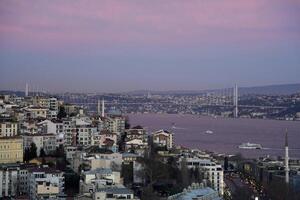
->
[1,0,300,93]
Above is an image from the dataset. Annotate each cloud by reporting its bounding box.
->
[0,0,299,52]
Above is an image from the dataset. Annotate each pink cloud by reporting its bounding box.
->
[0,0,299,51]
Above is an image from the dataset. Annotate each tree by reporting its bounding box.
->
[55,144,65,158]
[29,142,37,160]
[24,148,30,162]
[194,166,201,182]
[122,162,134,186]
[224,156,229,171]
[180,157,190,188]
[125,116,131,129]
[57,106,67,119]
[40,148,46,158]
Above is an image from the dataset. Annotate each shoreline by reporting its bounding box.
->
[127,113,300,159]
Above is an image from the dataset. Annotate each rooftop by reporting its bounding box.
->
[168,187,222,200]
[97,186,133,195]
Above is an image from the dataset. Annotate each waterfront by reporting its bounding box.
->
[128,113,300,158]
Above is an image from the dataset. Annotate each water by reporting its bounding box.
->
[128,113,300,159]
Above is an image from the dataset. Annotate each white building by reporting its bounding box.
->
[23,134,57,156]
[80,168,121,194]
[0,164,19,198]
[167,183,222,200]
[25,107,48,119]
[37,119,64,135]
[77,126,97,146]
[28,167,65,200]
[102,116,125,135]
[0,118,18,137]
[152,130,173,150]
[62,119,76,146]
[73,151,122,173]
[48,97,58,111]
[93,186,139,200]
[179,156,224,195]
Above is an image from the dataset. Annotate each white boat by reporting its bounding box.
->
[238,142,262,149]
[205,130,214,134]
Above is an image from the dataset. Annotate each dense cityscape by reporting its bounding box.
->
[0,91,299,200]
[53,87,300,121]
[1,1,300,199]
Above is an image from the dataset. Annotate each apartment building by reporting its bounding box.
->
[152,130,173,150]
[179,156,224,195]
[0,137,23,164]
[0,118,18,137]
[28,168,65,200]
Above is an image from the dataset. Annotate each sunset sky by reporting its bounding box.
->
[1,0,300,93]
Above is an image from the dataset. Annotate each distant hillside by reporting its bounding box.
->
[0,90,25,96]
[239,83,300,95]
[1,83,300,96]
[127,83,300,96]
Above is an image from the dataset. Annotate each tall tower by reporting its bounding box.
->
[233,84,238,118]
[97,100,101,115]
[285,129,289,184]
[25,83,29,97]
[101,99,105,117]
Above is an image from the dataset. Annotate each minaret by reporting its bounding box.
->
[25,83,29,97]
[97,100,101,115]
[101,99,105,117]
[285,129,289,184]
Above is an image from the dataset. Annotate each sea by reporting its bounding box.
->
[128,113,300,159]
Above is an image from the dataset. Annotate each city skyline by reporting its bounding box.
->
[1,0,300,93]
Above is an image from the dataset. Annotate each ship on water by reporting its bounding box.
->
[205,130,214,134]
[238,142,262,149]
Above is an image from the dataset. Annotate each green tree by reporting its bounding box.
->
[180,157,190,188]
[40,148,46,157]
[24,148,30,162]
[125,116,131,129]
[29,142,37,160]
[57,106,67,119]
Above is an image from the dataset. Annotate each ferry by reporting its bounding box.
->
[238,142,262,149]
[205,130,214,134]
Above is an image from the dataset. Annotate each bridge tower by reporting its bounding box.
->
[233,84,238,118]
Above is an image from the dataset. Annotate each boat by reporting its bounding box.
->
[171,123,176,129]
[205,130,214,134]
[238,142,262,149]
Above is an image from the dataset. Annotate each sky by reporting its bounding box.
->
[0,0,300,93]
